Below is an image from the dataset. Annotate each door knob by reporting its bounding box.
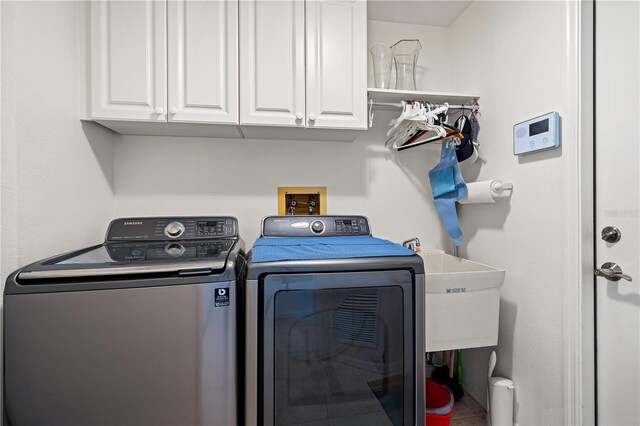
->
[169,107,178,115]
[594,262,632,282]
[296,113,304,120]
[308,114,316,122]
[601,226,621,243]
[154,106,164,115]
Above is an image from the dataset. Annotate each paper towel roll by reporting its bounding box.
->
[459,180,511,204]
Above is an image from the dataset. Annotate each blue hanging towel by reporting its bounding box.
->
[428,141,468,245]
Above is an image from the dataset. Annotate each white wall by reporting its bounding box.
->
[446,2,567,425]
[113,20,453,248]
[1,0,115,281]
[113,112,449,248]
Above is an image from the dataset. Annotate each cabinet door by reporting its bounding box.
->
[91,0,166,121]
[168,0,238,124]
[306,0,367,130]
[240,0,305,127]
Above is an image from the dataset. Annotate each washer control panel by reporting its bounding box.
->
[106,239,235,261]
[262,216,370,237]
[164,221,185,239]
[107,217,237,241]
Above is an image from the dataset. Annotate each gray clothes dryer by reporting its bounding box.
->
[4,217,245,426]
[245,216,425,426]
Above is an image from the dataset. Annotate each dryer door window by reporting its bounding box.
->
[261,271,416,426]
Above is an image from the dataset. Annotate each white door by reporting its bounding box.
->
[91,0,167,121]
[305,0,367,130]
[168,0,238,124]
[595,2,640,424]
[239,0,305,127]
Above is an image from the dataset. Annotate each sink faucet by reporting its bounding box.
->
[402,237,421,252]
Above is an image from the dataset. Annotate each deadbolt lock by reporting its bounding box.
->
[601,226,621,243]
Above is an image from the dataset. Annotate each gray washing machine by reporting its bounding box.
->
[245,216,425,426]
[4,216,245,426]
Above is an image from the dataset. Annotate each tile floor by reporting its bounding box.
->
[450,393,487,426]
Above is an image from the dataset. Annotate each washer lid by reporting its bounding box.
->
[17,239,236,281]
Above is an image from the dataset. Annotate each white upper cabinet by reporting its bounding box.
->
[240,0,366,130]
[90,0,367,134]
[306,0,367,130]
[91,0,167,121]
[239,0,306,127]
[168,0,238,124]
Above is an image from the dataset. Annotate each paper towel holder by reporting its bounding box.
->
[458,179,514,205]
[491,181,513,194]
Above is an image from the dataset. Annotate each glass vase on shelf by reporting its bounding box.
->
[392,39,422,91]
[370,42,396,89]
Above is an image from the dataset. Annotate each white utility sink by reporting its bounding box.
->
[420,249,505,352]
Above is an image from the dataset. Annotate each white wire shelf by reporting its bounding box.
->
[368,88,479,108]
[367,88,480,127]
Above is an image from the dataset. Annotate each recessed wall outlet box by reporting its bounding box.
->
[278,187,327,216]
[513,111,560,155]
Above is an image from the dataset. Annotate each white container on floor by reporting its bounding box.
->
[487,377,515,426]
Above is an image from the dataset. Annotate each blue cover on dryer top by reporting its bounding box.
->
[251,236,415,263]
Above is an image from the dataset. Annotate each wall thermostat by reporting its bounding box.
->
[513,112,560,155]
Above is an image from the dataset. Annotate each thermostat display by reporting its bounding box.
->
[514,112,560,155]
[529,119,549,136]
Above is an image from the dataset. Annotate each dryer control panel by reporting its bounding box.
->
[262,216,370,237]
[107,217,238,241]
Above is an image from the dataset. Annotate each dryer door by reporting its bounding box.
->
[260,270,419,426]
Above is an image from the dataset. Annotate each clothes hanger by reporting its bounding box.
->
[386,100,425,138]
[386,101,424,147]
[392,102,449,150]
[398,129,463,151]
[387,101,447,149]
[401,105,444,146]
[398,107,462,150]
[386,102,419,147]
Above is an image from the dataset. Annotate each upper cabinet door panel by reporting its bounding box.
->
[240,0,305,127]
[168,0,239,124]
[306,0,367,130]
[91,0,167,121]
